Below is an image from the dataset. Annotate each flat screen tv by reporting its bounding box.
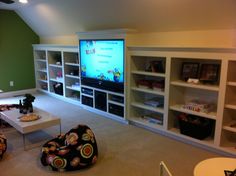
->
[79,39,124,93]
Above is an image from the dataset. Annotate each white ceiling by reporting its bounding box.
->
[1,0,236,37]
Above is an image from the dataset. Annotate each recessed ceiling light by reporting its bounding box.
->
[19,0,28,3]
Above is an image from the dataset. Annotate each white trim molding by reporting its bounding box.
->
[0,88,37,98]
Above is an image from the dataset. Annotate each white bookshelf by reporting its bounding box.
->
[33,45,80,102]
[220,60,236,154]
[127,46,236,156]
[34,49,48,91]
[128,52,167,131]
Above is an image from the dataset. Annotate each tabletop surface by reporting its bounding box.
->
[194,157,236,176]
[0,107,60,133]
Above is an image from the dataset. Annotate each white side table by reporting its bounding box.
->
[194,157,236,176]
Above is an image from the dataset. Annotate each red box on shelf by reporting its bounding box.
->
[136,80,152,89]
[152,80,164,91]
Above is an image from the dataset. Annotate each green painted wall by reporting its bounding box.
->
[0,10,39,92]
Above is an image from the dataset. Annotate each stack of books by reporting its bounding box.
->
[142,113,163,125]
[144,98,164,107]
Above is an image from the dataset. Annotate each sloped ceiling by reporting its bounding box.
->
[0,0,236,37]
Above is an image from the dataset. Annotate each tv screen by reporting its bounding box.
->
[79,39,124,92]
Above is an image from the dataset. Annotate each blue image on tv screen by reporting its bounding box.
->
[80,40,124,83]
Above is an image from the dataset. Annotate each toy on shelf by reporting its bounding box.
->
[181,99,216,113]
[145,60,165,73]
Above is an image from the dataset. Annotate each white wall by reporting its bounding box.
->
[40,35,78,45]
[40,29,236,48]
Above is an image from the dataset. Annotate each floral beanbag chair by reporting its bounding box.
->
[41,124,98,171]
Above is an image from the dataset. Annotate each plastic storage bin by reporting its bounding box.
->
[53,83,63,95]
[178,113,214,140]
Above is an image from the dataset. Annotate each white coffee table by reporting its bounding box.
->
[0,107,61,150]
[194,157,236,176]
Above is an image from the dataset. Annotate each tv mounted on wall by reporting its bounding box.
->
[79,39,125,93]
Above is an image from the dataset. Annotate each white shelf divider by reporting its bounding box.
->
[131,87,165,96]
[131,70,165,77]
[171,80,219,91]
[169,104,217,120]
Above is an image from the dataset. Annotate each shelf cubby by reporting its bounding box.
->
[49,81,63,96]
[65,88,80,101]
[49,66,63,81]
[64,51,79,65]
[48,51,62,65]
[34,50,46,60]
[227,61,236,82]
[225,86,236,105]
[220,130,236,153]
[37,81,48,91]
[169,85,218,112]
[130,56,166,74]
[170,57,221,87]
[167,109,216,142]
[129,106,164,129]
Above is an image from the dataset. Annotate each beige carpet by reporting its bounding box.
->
[0,92,220,176]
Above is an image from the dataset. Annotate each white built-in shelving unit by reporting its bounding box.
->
[63,50,80,102]
[33,43,126,123]
[33,45,81,105]
[34,50,48,91]
[76,29,127,123]
[33,30,236,156]
[221,60,236,153]
[127,46,236,156]
[128,52,168,130]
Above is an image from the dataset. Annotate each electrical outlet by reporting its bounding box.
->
[10,81,14,87]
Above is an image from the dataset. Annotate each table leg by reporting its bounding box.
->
[23,134,26,151]
[0,118,4,132]
[0,118,2,129]
[59,123,61,135]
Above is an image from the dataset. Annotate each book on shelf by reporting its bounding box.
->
[144,98,164,107]
[142,113,163,125]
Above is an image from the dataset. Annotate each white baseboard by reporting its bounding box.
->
[0,88,37,98]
